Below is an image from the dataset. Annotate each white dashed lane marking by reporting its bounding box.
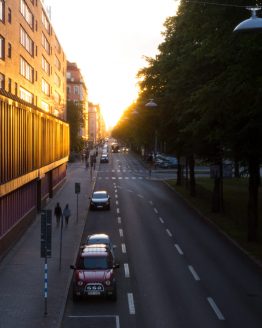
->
[174,244,184,255]
[127,293,136,315]
[207,297,225,320]
[166,229,172,237]
[124,263,130,278]
[121,244,126,253]
[188,265,200,281]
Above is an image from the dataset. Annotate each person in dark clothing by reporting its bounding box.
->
[63,204,71,225]
[54,202,62,226]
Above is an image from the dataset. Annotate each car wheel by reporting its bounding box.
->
[73,293,81,302]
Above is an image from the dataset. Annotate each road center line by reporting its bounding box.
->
[166,229,172,237]
[127,293,136,314]
[124,263,130,278]
[121,243,126,253]
[207,297,225,320]
[174,244,184,255]
[188,265,200,281]
[119,228,123,237]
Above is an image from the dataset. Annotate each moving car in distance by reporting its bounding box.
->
[111,143,120,153]
[100,154,109,163]
[86,233,116,262]
[89,190,110,210]
[70,244,119,301]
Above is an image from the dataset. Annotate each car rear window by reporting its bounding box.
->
[78,256,111,270]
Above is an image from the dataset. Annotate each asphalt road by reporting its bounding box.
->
[61,151,262,328]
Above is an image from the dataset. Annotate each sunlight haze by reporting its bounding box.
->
[46,0,179,129]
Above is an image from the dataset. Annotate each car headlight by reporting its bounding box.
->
[105,280,111,286]
[77,280,84,286]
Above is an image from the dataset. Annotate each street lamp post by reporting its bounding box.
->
[145,99,158,156]
[234,7,262,32]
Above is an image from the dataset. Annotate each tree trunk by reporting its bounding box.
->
[247,157,260,242]
[189,154,196,197]
[211,161,223,213]
[177,157,182,186]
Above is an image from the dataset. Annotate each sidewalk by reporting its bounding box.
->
[0,160,98,328]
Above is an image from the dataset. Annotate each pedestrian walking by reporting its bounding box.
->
[63,204,71,225]
[54,202,62,226]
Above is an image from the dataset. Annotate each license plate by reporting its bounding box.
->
[87,291,101,295]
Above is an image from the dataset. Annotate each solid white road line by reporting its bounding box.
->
[121,243,126,253]
[207,297,225,320]
[124,263,130,278]
[166,229,172,237]
[188,265,200,281]
[127,293,136,315]
[174,244,184,255]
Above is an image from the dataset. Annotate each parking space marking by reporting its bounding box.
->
[67,315,120,328]
[127,293,136,315]
[174,244,184,255]
[166,229,172,237]
[188,265,200,281]
[159,217,164,224]
[207,297,225,320]
[121,243,126,253]
[124,263,130,278]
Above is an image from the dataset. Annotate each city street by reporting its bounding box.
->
[61,151,262,328]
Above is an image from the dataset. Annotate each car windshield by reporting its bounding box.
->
[88,239,109,246]
[78,257,110,270]
[93,193,107,199]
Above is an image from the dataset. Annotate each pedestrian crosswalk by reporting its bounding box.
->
[98,176,145,180]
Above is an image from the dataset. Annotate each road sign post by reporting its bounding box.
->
[40,209,52,315]
[75,183,80,222]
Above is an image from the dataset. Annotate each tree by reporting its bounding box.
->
[66,101,84,152]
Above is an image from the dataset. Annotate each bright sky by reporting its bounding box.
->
[46,0,179,129]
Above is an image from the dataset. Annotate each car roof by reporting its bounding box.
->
[80,244,109,257]
[88,233,110,241]
[93,190,108,195]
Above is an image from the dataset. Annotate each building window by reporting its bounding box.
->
[67,86,70,94]
[7,43,11,58]
[42,10,50,34]
[8,78,11,92]
[20,86,33,103]
[42,56,50,75]
[20,56,34,82]
[41,100,49,112]
[54,55,61,71]
[0,73,5,89]
[54,36,61,54]
[20,0,34,29]
[54,73,61,87]
[0,35,4,59]
[41,32,50,55]
[41,78,50,95]
[54,90,61,104]
[8,8,11,23]
[0,0,4,22]
[20,26,34,56]
[74,86,79,95]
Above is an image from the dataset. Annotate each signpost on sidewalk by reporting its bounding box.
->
[75,182,80,223]
[40,209,52,316]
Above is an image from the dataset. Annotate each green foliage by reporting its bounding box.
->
[66,101,84,152]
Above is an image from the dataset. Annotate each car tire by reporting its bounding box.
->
[73,293,81,302]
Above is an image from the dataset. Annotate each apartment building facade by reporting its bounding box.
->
[0,0,69,256]
[66,61,88,141]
